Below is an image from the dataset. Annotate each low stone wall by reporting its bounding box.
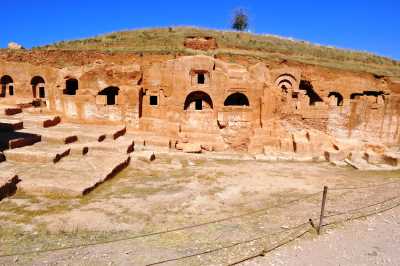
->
[184,36,218,50]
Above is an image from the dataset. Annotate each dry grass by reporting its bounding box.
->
[33,26,400,77]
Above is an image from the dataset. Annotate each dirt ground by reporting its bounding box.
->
[245,206,400,266]
[1,153,400,265]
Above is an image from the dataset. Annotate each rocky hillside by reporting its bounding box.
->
[30,27,400,77]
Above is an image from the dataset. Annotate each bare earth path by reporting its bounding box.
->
[245,206,400,266]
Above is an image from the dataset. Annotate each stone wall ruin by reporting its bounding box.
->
[1,54,399,162]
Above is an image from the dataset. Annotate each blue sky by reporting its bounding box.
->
[1,0,399,60]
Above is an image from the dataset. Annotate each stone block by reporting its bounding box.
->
[279,138,294,153]
[43,116,61,128]
[324,150,348,162]
[0,174,20,201]
[132,151,156,162]
[182,143,202,153]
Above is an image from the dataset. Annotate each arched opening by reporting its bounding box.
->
[299,80,323,105]
[364,90,385,103]
[350,91,385,103]
[328,92,344,106]
[31,76,46,98]
[64,78,78,95]
[275,74,296,93]
[0,75,14,97]
[364,91,384,97]
[98,86,119,105]
[350,93,363,100]
[224,92,250,106]
[278,79,292,93]
[184,91,213,111]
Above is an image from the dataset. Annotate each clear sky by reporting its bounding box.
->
[1,0,399,60]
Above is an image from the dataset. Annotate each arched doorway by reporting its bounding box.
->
[299,80,323,105]
[98,86,119,105]
[184,91,213,111]
[183,91,214,130]
[31,76,46,99]
[0,75,14,97]
[328,92,344,106]
[63,78,79,95]
[224,92,250,106]
[275,73,297,94]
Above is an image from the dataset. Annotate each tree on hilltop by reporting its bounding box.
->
[232,9,249,31]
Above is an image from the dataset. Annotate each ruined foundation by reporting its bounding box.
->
[1,49,400,199]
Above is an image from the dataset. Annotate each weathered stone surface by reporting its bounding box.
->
[0,173,20,201]
[382,153,400,166]
[0,118,23,131]
[324,150,348,162]
[182,143,202,153]
[184,36,218,50]
[12,154,131,197]
[132,151,156,162]
[0,50,399,171]
[7,42,23,50]
[4,142,71,163]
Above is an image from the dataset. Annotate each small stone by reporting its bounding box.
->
[8,42,24,50]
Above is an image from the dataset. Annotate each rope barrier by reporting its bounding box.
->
[229,193,400,266]
[2,179,400,263]
[323,198,400,227]
[0,192,321,258]
[146,222,310,266]
[228,229,311,266]
[330,179,400,191]
[325,195,400,218]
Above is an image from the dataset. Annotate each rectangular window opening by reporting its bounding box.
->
[107,95,115,105]
[150,95,158,106]
[195,99,202,110]
[197,73,205,84]
[39,87,45,98]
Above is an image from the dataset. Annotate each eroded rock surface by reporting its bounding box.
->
[1,51,400,198]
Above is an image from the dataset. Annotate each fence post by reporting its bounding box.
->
[317,186,328,234]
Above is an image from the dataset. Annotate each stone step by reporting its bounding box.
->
[0,118,23,131]
[0,131,42,150]
[67,134,135,157]
[129,131,172,148]
[178,131,224,142]
[90,135,135,154]
[4,142,71,164]
[13,113,61,128]
[68,143,90,156]
[18,127,77,145]
[49,123,126,142]
[177,131,226,151]
[16,153,131,197]
[0,105,22,116]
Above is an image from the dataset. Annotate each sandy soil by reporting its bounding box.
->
[245,206,400,266]
[0,153,399,265]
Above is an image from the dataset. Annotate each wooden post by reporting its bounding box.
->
[317,186,328,234]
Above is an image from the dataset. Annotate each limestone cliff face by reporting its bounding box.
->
[327,97,400,146]
[1,53,399,160]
